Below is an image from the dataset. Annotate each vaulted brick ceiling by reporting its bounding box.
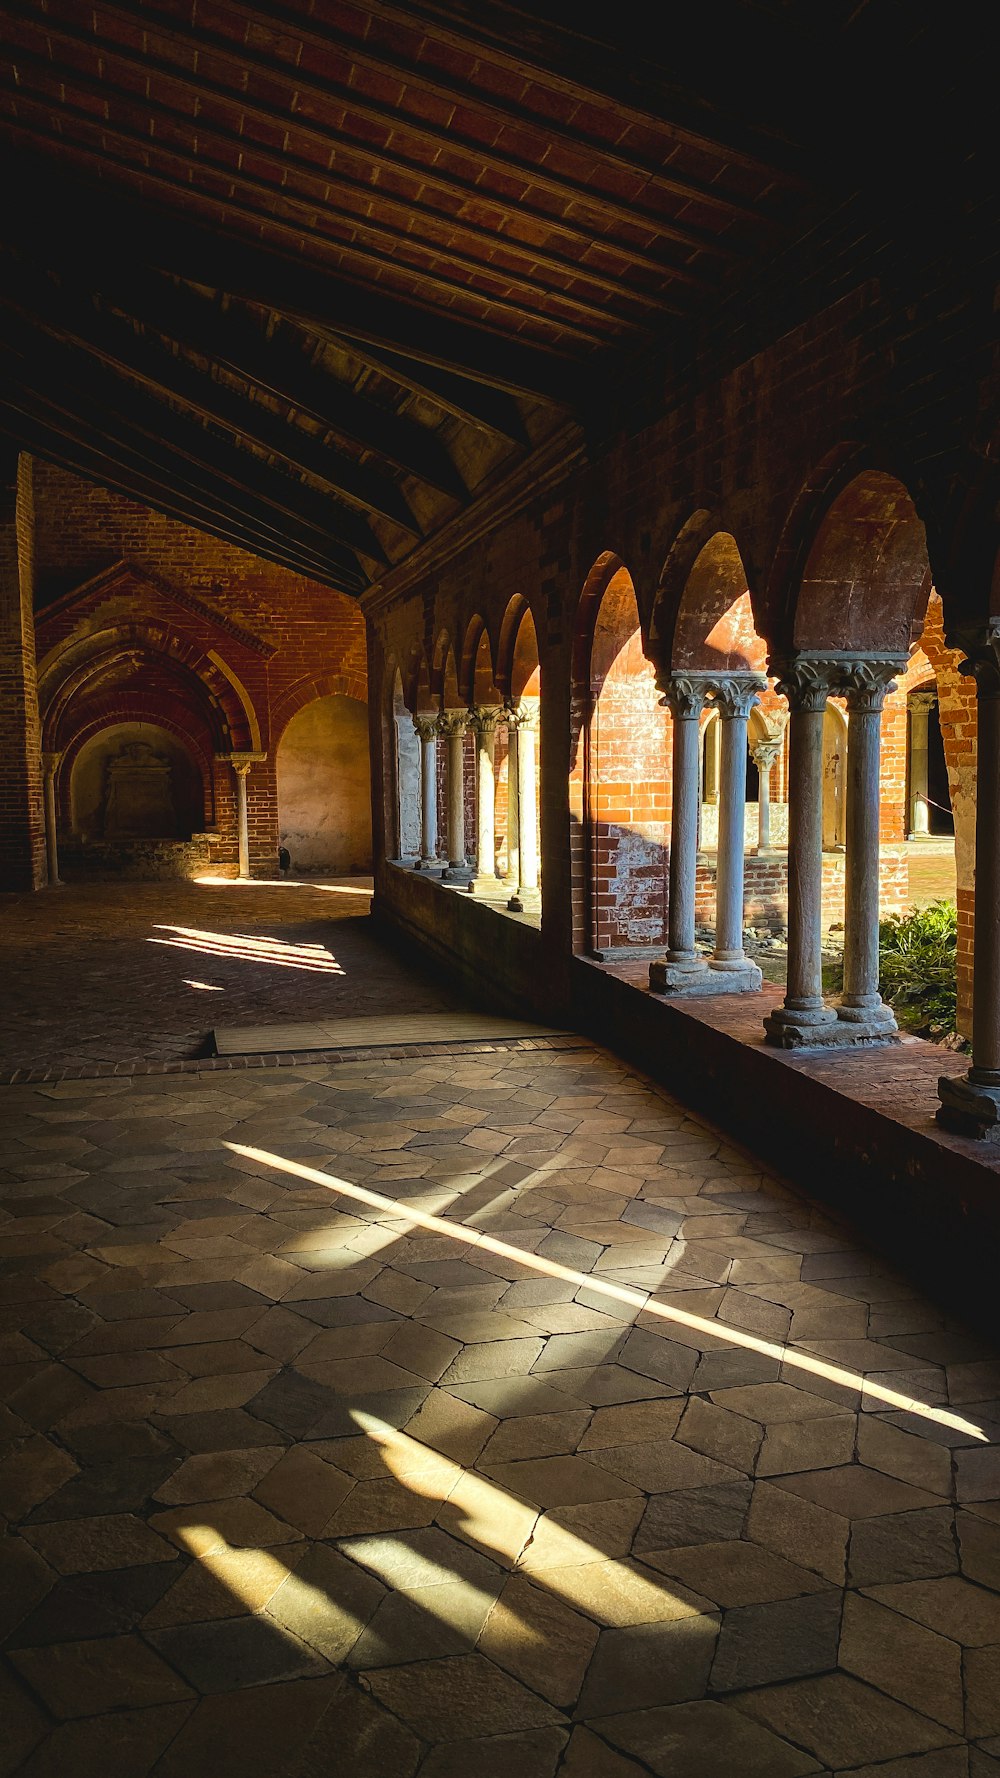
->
[0,0,972,596]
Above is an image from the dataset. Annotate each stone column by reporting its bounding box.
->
[908,689,936,838]
[764,660,839,1044]
[703,715,721,805]
[0,454,45,891]
[508,704,539,912]
[939,627,1000,1137]
[413,716,440,870]
[751,735,783,853]
[41,751,62,887]
[470,705,502,890]
[502,709,520,893]
[650,675,711,992]
[836,659,903,1038]
[439,711,470,880]
[709,676,765,989]
[220,752,266,880]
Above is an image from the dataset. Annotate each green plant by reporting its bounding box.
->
[877,900,958,1041]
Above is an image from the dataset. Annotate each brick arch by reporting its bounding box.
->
[38,623,258,752]
[460,615,498,706]
[653,522,765,675]
[269,669,368,749]
[496,595,542,705]
[768,446,936,654]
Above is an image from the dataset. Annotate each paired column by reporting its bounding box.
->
[438,711,470,880]
[939,627,1000,1138]
[650,675,711,992]
[764,655,901,1047]
[751,734,783,853]
[507,704,539,913]
[709,677,764,988]
[502,708,520,894]
[837,661,901,1035]
[41,751,62,887]
[413,716,440,870]
[908,689,936,837]
[470,705,502,890]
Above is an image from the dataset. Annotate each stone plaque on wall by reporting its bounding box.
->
[103,742,177,839]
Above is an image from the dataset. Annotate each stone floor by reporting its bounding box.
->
[0,879,456,1073]
[3,1030,1000,1776]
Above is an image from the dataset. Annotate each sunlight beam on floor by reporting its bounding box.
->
[225,1142,988,1441]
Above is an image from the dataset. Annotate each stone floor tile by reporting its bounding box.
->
[757,1413,857,1477]
[676,1395,762,1473]
[576,1396,683,1450]
[650,1537,828,1607]
[587,1436,740,1496]
[482,1453,640,1509]
[416,1725,568,1778]
[529,1556,708,1627]
[848,1507,959,1587]
[147,1614,328,1691]
[11,1633,195,1718]
[143,1541,306,1627]
[772,1462,941,1520]
[14,1701,193,1778]
[251,1445,355,1535]
[403,1387,498,1464]
[732,1672,958,1767]
[958,1509,1000,1589]
[446,1375,581,1417]
[150,1496,301,1552]
[711,1379,850,1421]
[0,1665,48,1777]
[0,1433,78,1518]
[633,1477,752,1554]
[956,1446,1000,1503]
[5,1562,177,1646]
[152,1446,281,1505]
[839,1752,970,1778]
[365,1651,565,1739]
[264,1541,386,1662]
[21,1511,178,1573]
[476,1571,599,1705]
[711,1588,842,1691]
[559,1724,664,1775]
[150,1674,352,1778]
[840,1592,964,1730]
[593,1698,822,1777]
[862,1576,1000,1645]
[480,1408,592,1464]
[575,1614,719,1717]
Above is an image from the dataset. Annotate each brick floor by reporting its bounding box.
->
[0,879,457,1074]
[2,1038,999,1774]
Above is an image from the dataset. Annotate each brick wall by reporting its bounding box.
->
[28,464,368,878]
[0,454,46,890]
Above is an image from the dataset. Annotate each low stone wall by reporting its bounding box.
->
[693,845,910,936]
[699,801,789,850]
[60,835,212,880]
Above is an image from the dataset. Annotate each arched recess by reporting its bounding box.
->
[276,694,373,875]
[497,596,542,898]
[38,623,257,755]
[391,668,421,861]
[69,722,204,842]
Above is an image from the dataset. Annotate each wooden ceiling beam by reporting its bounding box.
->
[10,1,738,263]
[236,0,785,225]
[0,274,424,536]
[0,152,580,406]
[2,42,696,322]
[0,328,376,576]
[0,95,607,353]
[0,404,364,592]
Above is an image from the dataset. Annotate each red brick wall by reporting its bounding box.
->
[29,463,368,877]
[0,455,46,890]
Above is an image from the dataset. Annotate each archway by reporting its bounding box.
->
[70,722,204,842]
[276,694,372,874]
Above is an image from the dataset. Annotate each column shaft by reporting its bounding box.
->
[708,677,763,989]
[503,718,520,890]
[649,675,710,992]
[764,663,837,1041]
[235,769,250,880]
[837,664,899,1032]
[42,754,62,887]
[438,713,469,877]
[470,707,501,887]
[413,719,439,869]
[908,692,934,837]
[516,718,539,892]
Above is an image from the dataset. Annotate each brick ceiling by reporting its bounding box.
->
[0,0,973,596]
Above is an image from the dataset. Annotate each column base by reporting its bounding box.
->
[441,864,472,884]
[468,873,503,895]
[649,957,761,996]
[764,1003,898,1048]
[937,1072,1000,1142]
[836,1000,897,1032]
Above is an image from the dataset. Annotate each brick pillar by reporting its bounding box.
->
[0,454,46,890]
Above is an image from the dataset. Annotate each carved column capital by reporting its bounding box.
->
[711,674,767,721]
[504,702,537,733]
[751,737,783,772]
[657,673,714,720]
[909,688,938,712]
[412,715,438,744]
[838,656,906,715]
[770,656,836,712]
[218,751,267,776]
[437,710,469,740]
[41,750,62,778]
[469,704,503,737]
